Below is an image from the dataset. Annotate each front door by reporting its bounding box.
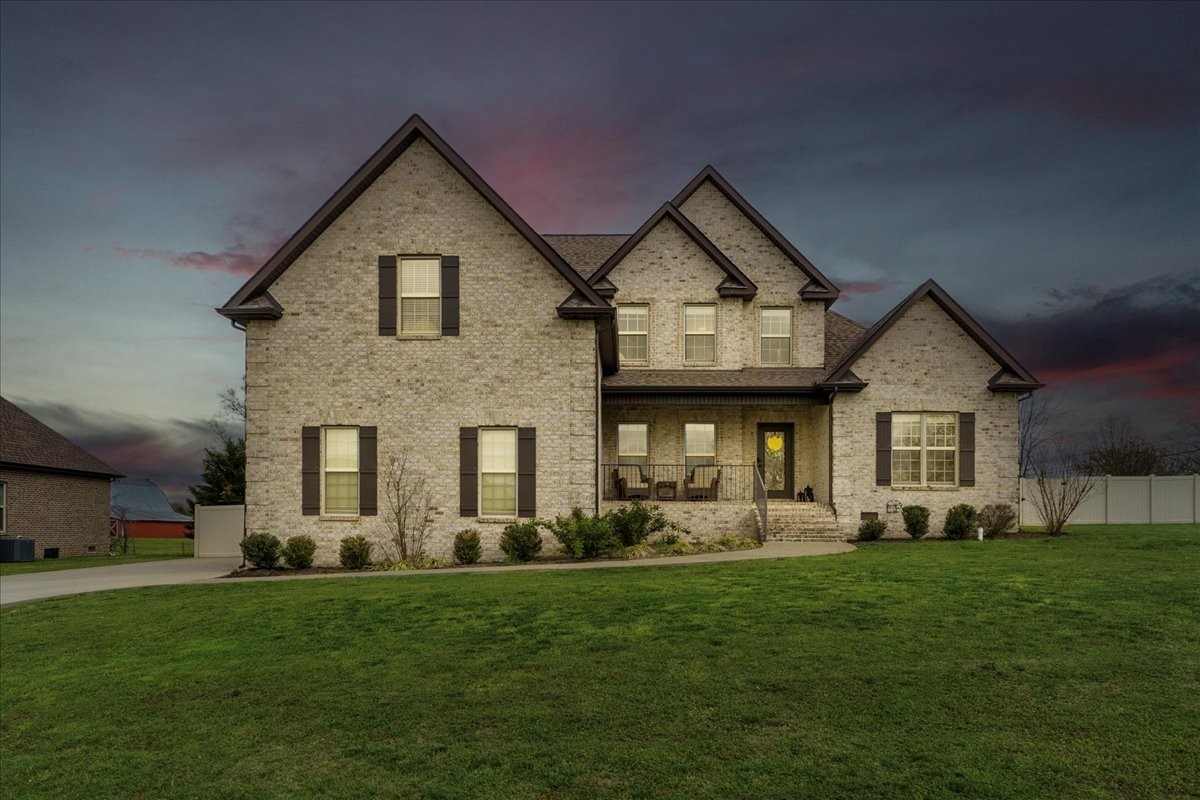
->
[757,423,794,500]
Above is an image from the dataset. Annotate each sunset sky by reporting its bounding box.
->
[1,1,1197,499]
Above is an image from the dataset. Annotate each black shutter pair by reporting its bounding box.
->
[379,255,459,336]
[301,426,378,515]
[874,412,975,486]
[459,427,536,517]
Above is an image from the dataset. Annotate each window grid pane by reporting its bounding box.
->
[480,429,517,516]
[324,473,359,514]
[685,424,716,458]
[684,305,715,333]
[926,450,957,485]
[892,450,921,485]
[481,475,516,516]
[324,428,358,470]
[618,424,648,459]
[400,258,440,295]
[618,334,647,362]
[760,337,790,365]
[480,429,517,472]
[617,305,648,333]
[685,334,715,363]
[760,308,791,336]
[400,298,439,334]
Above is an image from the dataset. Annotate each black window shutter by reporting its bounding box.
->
[302,427,320,515]
[518,427,536,518]
[959,413,975,487]
[875,413,892,486]
[379,255,397,336]
[459,427,478,517]
[359,427,378,515]
[441,255,460,336]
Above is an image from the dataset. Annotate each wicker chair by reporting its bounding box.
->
[685,466,721,501]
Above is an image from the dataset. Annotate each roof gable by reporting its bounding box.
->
[588,203,757,298]
[0,397,122,478]
[672,166,840,301]
[823,280,1042,392]
[219,115,610,319]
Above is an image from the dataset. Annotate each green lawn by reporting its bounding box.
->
[0,537,194,576]
[1,525,1197,799]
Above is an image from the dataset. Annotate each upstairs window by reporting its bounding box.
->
[683,304,716,363]
[760,307,792,365]
[684,423,716,472]
[400,257,441,334]
[617,305,648,363]
[324,427,360,514]
[892,413,957,487]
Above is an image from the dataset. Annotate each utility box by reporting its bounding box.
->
[0,537,36,562]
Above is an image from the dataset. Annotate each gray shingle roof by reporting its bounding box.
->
[824,310,868,367]
[0,396,122,477]
[543,234,628,279]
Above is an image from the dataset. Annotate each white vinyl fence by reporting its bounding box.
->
[194,504,246,557]
[1020,475,1200,526]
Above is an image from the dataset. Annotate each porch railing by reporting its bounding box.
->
[602,464,757,502]
[753,461,768,542]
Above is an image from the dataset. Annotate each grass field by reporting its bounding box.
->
[1,524,1197,799]
[0,537,194,576]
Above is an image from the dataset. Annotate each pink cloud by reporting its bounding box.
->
[115,245,267,277]
[838,280,889,296]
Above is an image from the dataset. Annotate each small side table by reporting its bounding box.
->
[655,480,677,501]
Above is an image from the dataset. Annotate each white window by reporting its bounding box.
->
[684,304,716,363]
[617,305,649,363]
[324,427,359,514]
[684,423,716,472]
[618,423,649,471]
[0,482,6,533]
[892,413,957,487]
[480,428,517,516]
[400,257,440,334]
[760,307,792,365]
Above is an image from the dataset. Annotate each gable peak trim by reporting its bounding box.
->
[671,165,840,300]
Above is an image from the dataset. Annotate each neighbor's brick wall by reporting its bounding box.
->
[0,469,111,557]
[678,180,824,367]
[245,137,597,564]
[831,296,1020,537]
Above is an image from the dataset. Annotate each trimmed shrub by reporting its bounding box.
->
[339,535,373,569]
[716,536,760,551]
[693,540,725,554]
[281,535,316,569]
[857,518,888,541]
[943,504,978,540]
[978,504,1016,537]
[545,507,617,559]
[499,521,542,563]
[606,501,674,547]
[655,539,693,556]
[902,505,930,540]
[453,529,482,565]
[240,533,281,569]
[623,543,655,560]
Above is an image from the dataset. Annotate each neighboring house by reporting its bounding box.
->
[0,396,123,558]
[218,115,1040,560]
[110,478,193,538]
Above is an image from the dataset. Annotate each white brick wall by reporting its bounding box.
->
[831,296,1020,537]
[245,137,597,564]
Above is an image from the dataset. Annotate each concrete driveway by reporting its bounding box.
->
[0,558,241,607]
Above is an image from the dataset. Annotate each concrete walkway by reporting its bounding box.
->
[0,541,854,605]
[0,558,241,607]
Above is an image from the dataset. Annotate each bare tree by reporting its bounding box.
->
[1163,420,1200,475]
[381,453,432,563]
[110,504,131,554]
[1028,444,1097,535]
[218,382,246,423]
[1019,391,1065,478]
[1075,416,1164,476]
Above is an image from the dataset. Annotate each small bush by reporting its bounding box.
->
[902,505,930,540]
[240,533,282,569]
[716,536,760,551]
[623,543,655,560]
[693,539,726,554]
[373,555,451,571]
[857,518,888,541]
[339,535,373,569]
[453,529,482,564]
[657,531,681,546]
[978,504,1016,537]
[943,504,978,540]
[499,521,542,563]
[606,501,676,547]
[281,535,317,569]
[544,507,618,559]
[655,540,693,556]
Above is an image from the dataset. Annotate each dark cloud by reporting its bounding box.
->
[9,398,238,503]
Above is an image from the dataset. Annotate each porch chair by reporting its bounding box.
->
[612,466,651,501]
[685,466,721,501]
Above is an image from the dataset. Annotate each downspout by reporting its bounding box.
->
[827,387,837,514]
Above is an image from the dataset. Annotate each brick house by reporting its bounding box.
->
[218,115,1040,561]
[0,396,122,558]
